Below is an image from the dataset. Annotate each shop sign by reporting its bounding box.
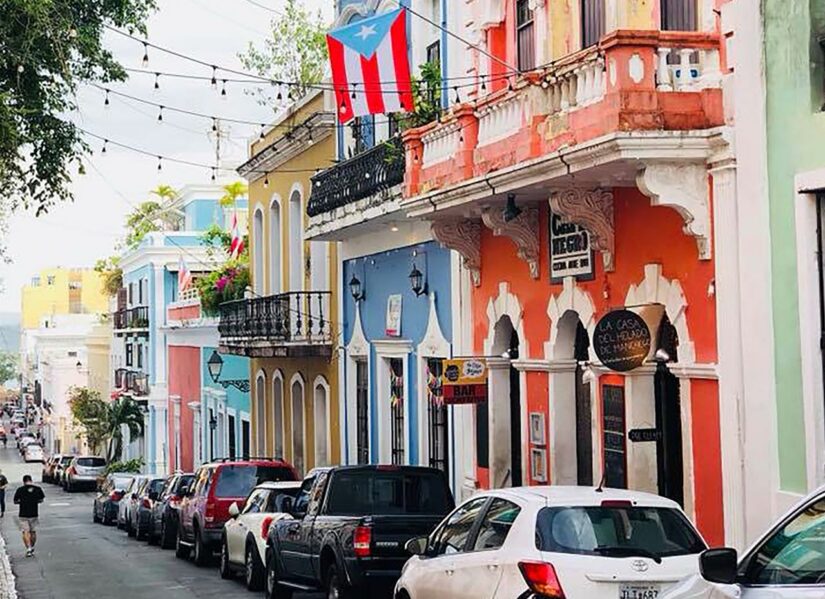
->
[593,309,652,372]
[549,212,595,283]
[628,428,662,443]
[602,385,627,489]
[442,358,488,405]
[385,294,402,337]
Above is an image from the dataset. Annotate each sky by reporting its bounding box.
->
[0,0,333,313]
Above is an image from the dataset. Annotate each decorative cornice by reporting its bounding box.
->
[549,188,615,271]
[431,219,482,286]
[637,162,711,260]
[481,207,540,279]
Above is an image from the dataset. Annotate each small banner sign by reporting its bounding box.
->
[628,428,662,443]
[593,309,652,372]
[385,294,402,337]
[549,212,595,283]
[442,358,488,405]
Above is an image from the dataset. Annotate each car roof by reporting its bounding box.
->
[204,458,291,467]
[254,481,302,491]
[472,486,684,510]
[109,472,135,478]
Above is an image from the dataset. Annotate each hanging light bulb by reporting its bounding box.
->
[340,98,347,114]
[459,129,464,143]
[481,76,487,93]
[351,84,357,100]
[454,86,460,104]
[154,72,160,90]
[508,78,514,92]
[157,156,162,172]
[260,124,265,140]
[211,167,216,182]
[141,42,149,68]
[221,80,227,97]
[263,176,269,188]
[104,89,110,107]
[17,65,24,74]
[211,66,218,90]
[211,117,217,132]
[277,88,283,101]
[101,140,108,155]
[157,105,164,123]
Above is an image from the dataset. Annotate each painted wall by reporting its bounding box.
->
[168,345,199,472]
[202,348,251,461]
[21,268,108,329]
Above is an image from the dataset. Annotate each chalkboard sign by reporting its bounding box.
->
[549,212,595,283]
[602,385,627,489]
[593,309,652,372]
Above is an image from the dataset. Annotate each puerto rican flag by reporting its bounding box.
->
[327,8,414,124]
[229,211,244,259]
[178,256,192,295]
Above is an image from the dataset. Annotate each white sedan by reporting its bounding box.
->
[23,444,44,463]
[662,484,825,599]
[219,481,301,591]
[395,486,708,599]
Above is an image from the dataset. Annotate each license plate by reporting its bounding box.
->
[619,584,659,599]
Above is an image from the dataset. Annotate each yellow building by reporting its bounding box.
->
[86,320,112,402]
[220,90,340,475]
[21,268,108,329]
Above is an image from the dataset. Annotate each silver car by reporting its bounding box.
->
[23,444,44,463]
[64,456,106,492]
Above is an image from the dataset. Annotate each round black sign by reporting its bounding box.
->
[593,309,652,372]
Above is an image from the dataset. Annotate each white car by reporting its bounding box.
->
[23,444,44,463]
[395,486,708,599]
[662,485,825,599]
[219,481,301,591]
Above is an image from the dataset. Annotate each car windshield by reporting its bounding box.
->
[147,479,165,494]
[325,469,454,516]
[174,475,194,493]
[214,466,296,498]
[77,457,105,467]
[535,505,706,559]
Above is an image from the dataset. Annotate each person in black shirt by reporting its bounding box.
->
[13,475,44,557]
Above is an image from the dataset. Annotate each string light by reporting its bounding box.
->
[351,84,357,100]
[141,42,149,68]
[17,65,24,74]
[221,80,227,97]
[260,124,265,140]
[154,72,160,90]
[157,156,162,172]
[340,98,347,114]
[481,77,487,92]
[104,89,110,107]
[211,66,218,89]
[454,86,460,104]
[101,140,108,154]
[276,88,283,101]
[211,117,217,132]
[263,176,269,188]
[157,105,164,123]
[210,167,216,181]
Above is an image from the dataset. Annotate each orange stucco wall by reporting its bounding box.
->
[168,346,200,472]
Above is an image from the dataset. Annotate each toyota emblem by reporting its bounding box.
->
[631,559,649,573]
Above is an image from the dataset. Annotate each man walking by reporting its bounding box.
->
[0,469,7,517]
[13,475,44,557]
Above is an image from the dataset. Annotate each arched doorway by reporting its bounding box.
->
[272,372,284,458]
[314,378,330,467]
[253,209,264,295]
[574,320,592,485]
[269,197,282,295]
[655,316,683,506]
[290,375,305,476]
[255,372,266,455]
[492,316,522,487]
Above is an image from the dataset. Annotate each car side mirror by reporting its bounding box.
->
[228,502,240,518]
[700,548,739,584]
[405,536,429,557]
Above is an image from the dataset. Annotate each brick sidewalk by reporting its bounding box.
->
[0,531,16,599]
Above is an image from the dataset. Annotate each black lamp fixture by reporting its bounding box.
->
[349,274,364,302]
[409,264,427,297]
[209,415,218,431]
[503,193,522,223]
[207,350,250,393]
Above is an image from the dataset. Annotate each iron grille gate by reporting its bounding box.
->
[356,360,369,465]
[426,358,449,475]
[390,358,405,465]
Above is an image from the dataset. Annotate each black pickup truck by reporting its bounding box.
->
[263,465,454,599]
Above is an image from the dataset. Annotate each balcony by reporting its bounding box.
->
[306,138,405,239]
[402,30,724,202]
[113,306,150,335]
[218,291,333,358]
[114,368,149,397]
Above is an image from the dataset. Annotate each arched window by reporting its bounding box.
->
[272,371,284,458]
[269,197,282,295]
[313,377,330,467]
[255,371,266,455]
[288,189,303,292]
[290,375,305,476]
[253,208,265,295]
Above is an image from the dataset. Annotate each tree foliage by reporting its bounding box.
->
[219,181,248,208]
[94,255,122,297]
[69,388,145,461]
[0,352,18,386]
[238,0,328,110]
[106,395,144,462]
[0,0,157,216]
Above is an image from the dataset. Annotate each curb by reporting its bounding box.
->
[0,531,16,599]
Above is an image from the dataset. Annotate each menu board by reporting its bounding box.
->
[602,385,627,489]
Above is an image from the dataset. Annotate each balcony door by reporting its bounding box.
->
[269,199,282,295]
[253,208,265,295]
[581,0,605,48]
[661,0,697,31]
[516,0,536,71]
[288,190,303,293]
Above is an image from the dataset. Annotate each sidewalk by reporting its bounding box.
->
[0,529,16,599]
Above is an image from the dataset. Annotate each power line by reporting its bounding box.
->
[240,0,285,17]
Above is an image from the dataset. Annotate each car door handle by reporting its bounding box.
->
[487,564,499,571]
[445,569,454,576]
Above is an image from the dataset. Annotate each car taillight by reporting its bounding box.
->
[142,498,152,509]
[519,562,565,599]
[67,466,76,475]
[110,491,123,501]
[204,501,215,523]
[353,525,371,558]
[261,516,274,540]
[168,495,180,507]
[600,500,634,508]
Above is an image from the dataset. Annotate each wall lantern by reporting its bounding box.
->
[503,193,522,223]
[207,350,250,393]
[409,264,427,297]
[349,274,364,302]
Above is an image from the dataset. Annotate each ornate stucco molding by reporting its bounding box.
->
[431,219,482,287]
[636,162,711,260]
[548,188,615,271]
[528,0,546,9]
[481,207,540,279]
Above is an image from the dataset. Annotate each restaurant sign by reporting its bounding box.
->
[593,309,652,372]
[549,212,595,283]
[442,358,488,405]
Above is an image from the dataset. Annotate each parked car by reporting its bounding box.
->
[93,472,136,525]
[663,484,825,599]
[42,454,63,483]
[219,481,301,590]
[177,459,299,567]
[63,456,106,492]
[54,454,77,487]
[148,472,195,549]
[17,434,35,453]
[23,444,44,463]
[264,465,455,599]
[396,486,707,599]
[118,475,149,532]
[132,476,166,541]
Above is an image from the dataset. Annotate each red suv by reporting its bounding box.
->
[175,459,298,566]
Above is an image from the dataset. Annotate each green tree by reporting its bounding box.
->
[219,181,248,208]
[1,0,157,217]
[94,256,123,296]
[68,387,109,456]
[239,0,328,110]
[0,352,18,386]
[106,395,144,462]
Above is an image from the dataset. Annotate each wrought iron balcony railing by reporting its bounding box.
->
[307,137,405,217]
[113,306,150,331]
[218,292,332,357]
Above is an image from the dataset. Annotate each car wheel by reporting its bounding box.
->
[93,504,101,524]
[266,552,293,599]
[160,519,174,550]
[66,481,73,493]
[175,527,190,559]
[136,518,146,541]
[219,536,233,580]
[245,541,265,591]
[193,528,209,567]
[326,564,353,599]
[127,519,136,538]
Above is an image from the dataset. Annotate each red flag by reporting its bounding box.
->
[178,256,193,295]
[229,212,244,260]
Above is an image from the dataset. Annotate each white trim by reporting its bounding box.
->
[483,282,528,357]
[346,302,371,464]
[374,341,412,465]
[416,293,451,470]
[313,375,332,467]
[252,206,265,295]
